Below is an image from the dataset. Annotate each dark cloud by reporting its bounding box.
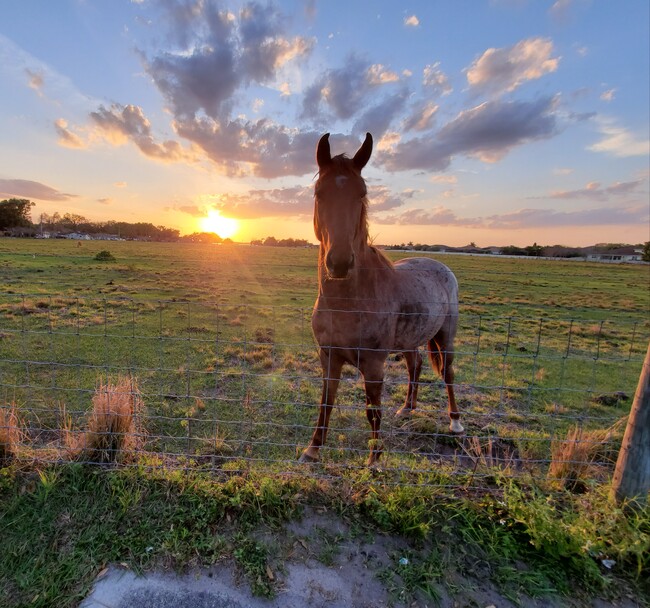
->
[174,116,320,177]
[134,1,315,176]
[352,89,409,139]
[377,96,558,172]
[0,179,77,201]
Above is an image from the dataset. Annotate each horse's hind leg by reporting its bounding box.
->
[429,331,464,434]
[396,348,422,417]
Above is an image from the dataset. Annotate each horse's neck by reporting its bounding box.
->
[318,243,383,301]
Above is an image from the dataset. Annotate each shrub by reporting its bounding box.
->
[94,250,116,261]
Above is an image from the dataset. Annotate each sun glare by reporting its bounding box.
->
[200,210,239,239]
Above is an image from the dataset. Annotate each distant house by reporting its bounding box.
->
[65,232,91,240]
[586,247,643,263]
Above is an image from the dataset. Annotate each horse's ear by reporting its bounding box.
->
[353,132,373,171]
[316,133,331,169]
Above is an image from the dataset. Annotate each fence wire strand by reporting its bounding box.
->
[1,290,648,487]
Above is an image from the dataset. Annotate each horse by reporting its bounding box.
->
[299,132,464,466]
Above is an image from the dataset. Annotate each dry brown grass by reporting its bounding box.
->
[73,376,145,463]
[0,403,24,462]
[548,419,626,490]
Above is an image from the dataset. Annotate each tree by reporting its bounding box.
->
[0,198,34,230]
[643,241,650,263]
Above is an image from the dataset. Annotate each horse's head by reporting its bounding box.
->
[314,132,373,280]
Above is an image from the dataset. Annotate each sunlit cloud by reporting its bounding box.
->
[367,64,400,85]
[90,103,194,162]
[422,62,452,96]
[404,15,420,27]
[588,117,650,157]
[466,37,560,96]
[54,118,85,149]
[600,88,616,102]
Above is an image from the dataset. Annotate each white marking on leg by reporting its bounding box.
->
[450,419,464,434]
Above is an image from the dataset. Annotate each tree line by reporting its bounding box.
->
[0,198,180,241]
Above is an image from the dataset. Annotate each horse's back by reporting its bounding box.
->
[393,257,458,307]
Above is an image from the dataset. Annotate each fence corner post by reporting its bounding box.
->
[611,340,650,509]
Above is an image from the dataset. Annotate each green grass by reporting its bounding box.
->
[0,463,647,607]
[0,237,648,483]
[0,238,649,605]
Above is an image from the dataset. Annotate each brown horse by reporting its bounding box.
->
[299,132,464,466]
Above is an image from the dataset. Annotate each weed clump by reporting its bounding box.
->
[548,421,624,491]
[74,377,145,463]
[94,250,116,262]
[0,403,23,462]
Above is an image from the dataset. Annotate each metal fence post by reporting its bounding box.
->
[611,340,650,508]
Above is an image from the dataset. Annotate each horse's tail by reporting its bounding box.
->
[427,338,444,378]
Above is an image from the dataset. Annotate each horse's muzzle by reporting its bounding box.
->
[325,251,355,279]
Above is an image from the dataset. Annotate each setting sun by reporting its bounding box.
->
[200,210,239,239]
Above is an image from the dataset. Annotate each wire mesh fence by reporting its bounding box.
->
[1,289,647,488]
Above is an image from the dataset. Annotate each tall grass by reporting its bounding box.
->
[72,376,145,463]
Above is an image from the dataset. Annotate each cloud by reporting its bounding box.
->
[367,64,400,85]
[352,90,410,139]
[403,102,439,132]
[144,2,313,121]
[376,206,474,226]
[404,15,420,27]
[113,181,127,188]
[466,37,559,96]
[174,116,320,177]
[422,62,452,97]
[0,179,77,201]
[97,198,112,205]
[367,186,416,212]
[588,117,650,157]
[540,179,646,201]
[90,103,193,162]
[25,68,44,95]
[430,174,458,184]
[376,204,649,229]
[483,205,649,228]
[600,88,616,102]
[54,118,85,149]
[197,186,314,219]
[378,96,558,172]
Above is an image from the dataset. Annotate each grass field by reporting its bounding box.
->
[1,237,649,607]
[1,237,648,482]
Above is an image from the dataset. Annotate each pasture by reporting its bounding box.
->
[1,237,649,607]
[1,237,648,483]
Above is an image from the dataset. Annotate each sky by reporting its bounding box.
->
[0,0,648,247]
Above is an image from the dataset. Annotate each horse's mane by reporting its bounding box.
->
[317,154,394,271]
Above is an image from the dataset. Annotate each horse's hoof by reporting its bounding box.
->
[298,451,319,464]
[395,406,413,418]
[450,419,465,434]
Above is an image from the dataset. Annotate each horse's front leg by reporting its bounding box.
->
[361,356,386,466]
[299,349,343,463]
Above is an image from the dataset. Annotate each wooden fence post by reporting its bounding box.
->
[611,340,650,508]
